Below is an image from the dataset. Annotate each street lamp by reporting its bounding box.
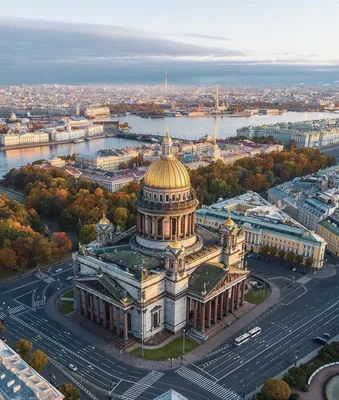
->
[141,332,144,358]
[182,329,186,355]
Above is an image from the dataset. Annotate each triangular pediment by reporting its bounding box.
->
[188,263,248,299]
[77,274,133,305]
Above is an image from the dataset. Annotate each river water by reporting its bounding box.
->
[0,111,338,178]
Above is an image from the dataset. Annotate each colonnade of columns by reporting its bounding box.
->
[77,287,129,340]
[137,212,196,240]
[187,280,246,333]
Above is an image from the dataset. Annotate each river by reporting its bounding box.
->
[0,111,338,178]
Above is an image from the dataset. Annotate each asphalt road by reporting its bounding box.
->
[1,259,339,400]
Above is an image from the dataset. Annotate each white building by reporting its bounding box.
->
[0,132,50,146]
[0,341,64,400]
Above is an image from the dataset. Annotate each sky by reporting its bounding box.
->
[1,0,339,85]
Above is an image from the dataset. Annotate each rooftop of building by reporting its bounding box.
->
[319,215,339,236]
[0,341,64,400]
[198,192,325,244]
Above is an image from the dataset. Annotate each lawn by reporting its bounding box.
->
[245,288,270,305]
[130,336,198,360]
[57,290,74,315]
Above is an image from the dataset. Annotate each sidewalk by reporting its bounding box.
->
[45,279,280,371]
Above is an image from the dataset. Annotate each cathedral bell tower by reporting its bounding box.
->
[164,238,188,332]
[219,211,245,269]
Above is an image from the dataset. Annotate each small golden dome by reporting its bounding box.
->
[162,128,173,146]
[224,210,235,227]
[170,238,182,249]
[144,157,190,188]
[99,213,110,225]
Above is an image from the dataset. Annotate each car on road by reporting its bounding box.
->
[265,259,269,263]
[292,268,297,272]
[246,254,253,258]
[68,364,78,372]
[66,276,73,281]
[55,268,63,273]
[323,332,332,338]
[313,336,328,345]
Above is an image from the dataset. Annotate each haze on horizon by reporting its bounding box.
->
[1,0,339,86]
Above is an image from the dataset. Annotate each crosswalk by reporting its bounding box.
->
[175,367,241,400]
[0,304,27,320]
[121,371,164,400]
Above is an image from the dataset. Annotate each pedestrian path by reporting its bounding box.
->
[0,304,27,320]
[175,366,241,400]
[121,371,164,400]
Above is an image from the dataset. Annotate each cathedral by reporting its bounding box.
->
[73,131,249,347]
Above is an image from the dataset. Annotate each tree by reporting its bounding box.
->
[0,248,17,271]
[16,339,33,361]
[287,251,295,264]
[78,224,96,245]
[305,257,314,268]
[278,250,285,262]
[113,207,129,230]
[58,383,80,400]
[119,162,128,169]
[283,366,308,386]
[52,232,72,259]
[29,349,48,373]
[0,321,6,338]
[261,245,270,256]
[269,247,277,257]
[261,378,291,400]
[295,255,304,265]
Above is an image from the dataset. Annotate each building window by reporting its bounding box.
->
[160,195,163,201]
[172,194,175,201]
[166,195,169,201]
[151,309,161,329]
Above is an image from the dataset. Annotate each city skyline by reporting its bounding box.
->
[1,1,339,86]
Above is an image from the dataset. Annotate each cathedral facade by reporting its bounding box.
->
[73,131,249,347]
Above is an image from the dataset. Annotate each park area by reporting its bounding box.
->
[245,288,270,305]
[57,290,74,315]
[130,336,197,360]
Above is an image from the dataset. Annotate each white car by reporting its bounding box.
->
[55,268,62,273]
[66,276,73,281]
[68,364,78,372]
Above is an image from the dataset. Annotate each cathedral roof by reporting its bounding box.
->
[143,130,190,189]
[98,213,111,225]
[143,157,190,189]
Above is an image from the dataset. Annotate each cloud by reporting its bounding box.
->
[0,16,339,86]
[180,33,232,41]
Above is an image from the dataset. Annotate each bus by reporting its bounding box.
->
[248,326,262,338]
[234,333,251,346]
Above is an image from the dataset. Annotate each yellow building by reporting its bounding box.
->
[318,216,339,256]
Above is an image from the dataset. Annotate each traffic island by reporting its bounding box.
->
[245,288,271,305]
[57,290,74,315]
[130,336,198,361]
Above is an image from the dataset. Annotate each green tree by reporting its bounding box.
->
[16,339,33,361]
[305,257,314,268]
[287,251,295,264]
[29,349,48,373]
[295,255,304,265]
[278,250,285,262]
[261,378,291,400]
[283,366,308,386]
[261,245,270,256]
[58,383,80,400]
[269,247,277,257]
[78,224,96,245]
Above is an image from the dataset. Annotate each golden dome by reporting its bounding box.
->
[224,210,235,227]
[99,213,110,225]
[162,128,173,146]
[144,157,190,188]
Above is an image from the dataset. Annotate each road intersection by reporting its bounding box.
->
[1,259,339,400]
